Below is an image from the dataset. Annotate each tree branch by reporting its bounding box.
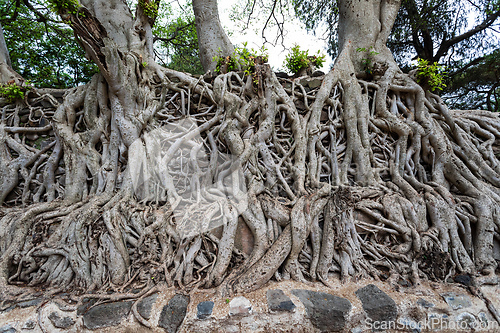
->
[153,20,194,46]
[434,9,500,61]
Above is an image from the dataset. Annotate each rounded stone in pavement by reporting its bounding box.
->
[158,294,190,333]
[266,289,296,312]
[229,296,252,315]
[82,300,133,329]
[440,292,472,310]
[137,293,158,320]
[48,311,75,329]
[454,274,472,286]
[355,284,397,323]
[291,289,352,332]
[416,298,434,308]
[197,301,214,320]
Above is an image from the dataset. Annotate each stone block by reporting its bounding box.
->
[158,294,190,333]
[267,289,295,312]
[197,301,214,320]
[355,284,397,323]
[292,289,351,332]
[83,301,133,329]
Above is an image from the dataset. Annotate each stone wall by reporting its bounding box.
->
[1,279,500,332]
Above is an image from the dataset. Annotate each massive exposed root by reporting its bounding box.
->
[1,50,500,303]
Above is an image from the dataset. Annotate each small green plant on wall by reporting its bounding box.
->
[415,58,447,91]
[283,45,325,76]
[213,42,269,79]
[356,46,380,74]
[0,83,28,103]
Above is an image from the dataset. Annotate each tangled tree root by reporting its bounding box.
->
[1,59,500,304]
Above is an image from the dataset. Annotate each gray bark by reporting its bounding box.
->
[0,22,11,67]
[0,22,22,85]
[193,0,234,73]
[1,0,500,306]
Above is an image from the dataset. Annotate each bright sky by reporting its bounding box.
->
[217,1,333,72]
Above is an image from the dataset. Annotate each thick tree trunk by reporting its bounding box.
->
[338,0,400,60]
[0,22,11,67]
[0,22,22,85]
[193,0,234,73]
